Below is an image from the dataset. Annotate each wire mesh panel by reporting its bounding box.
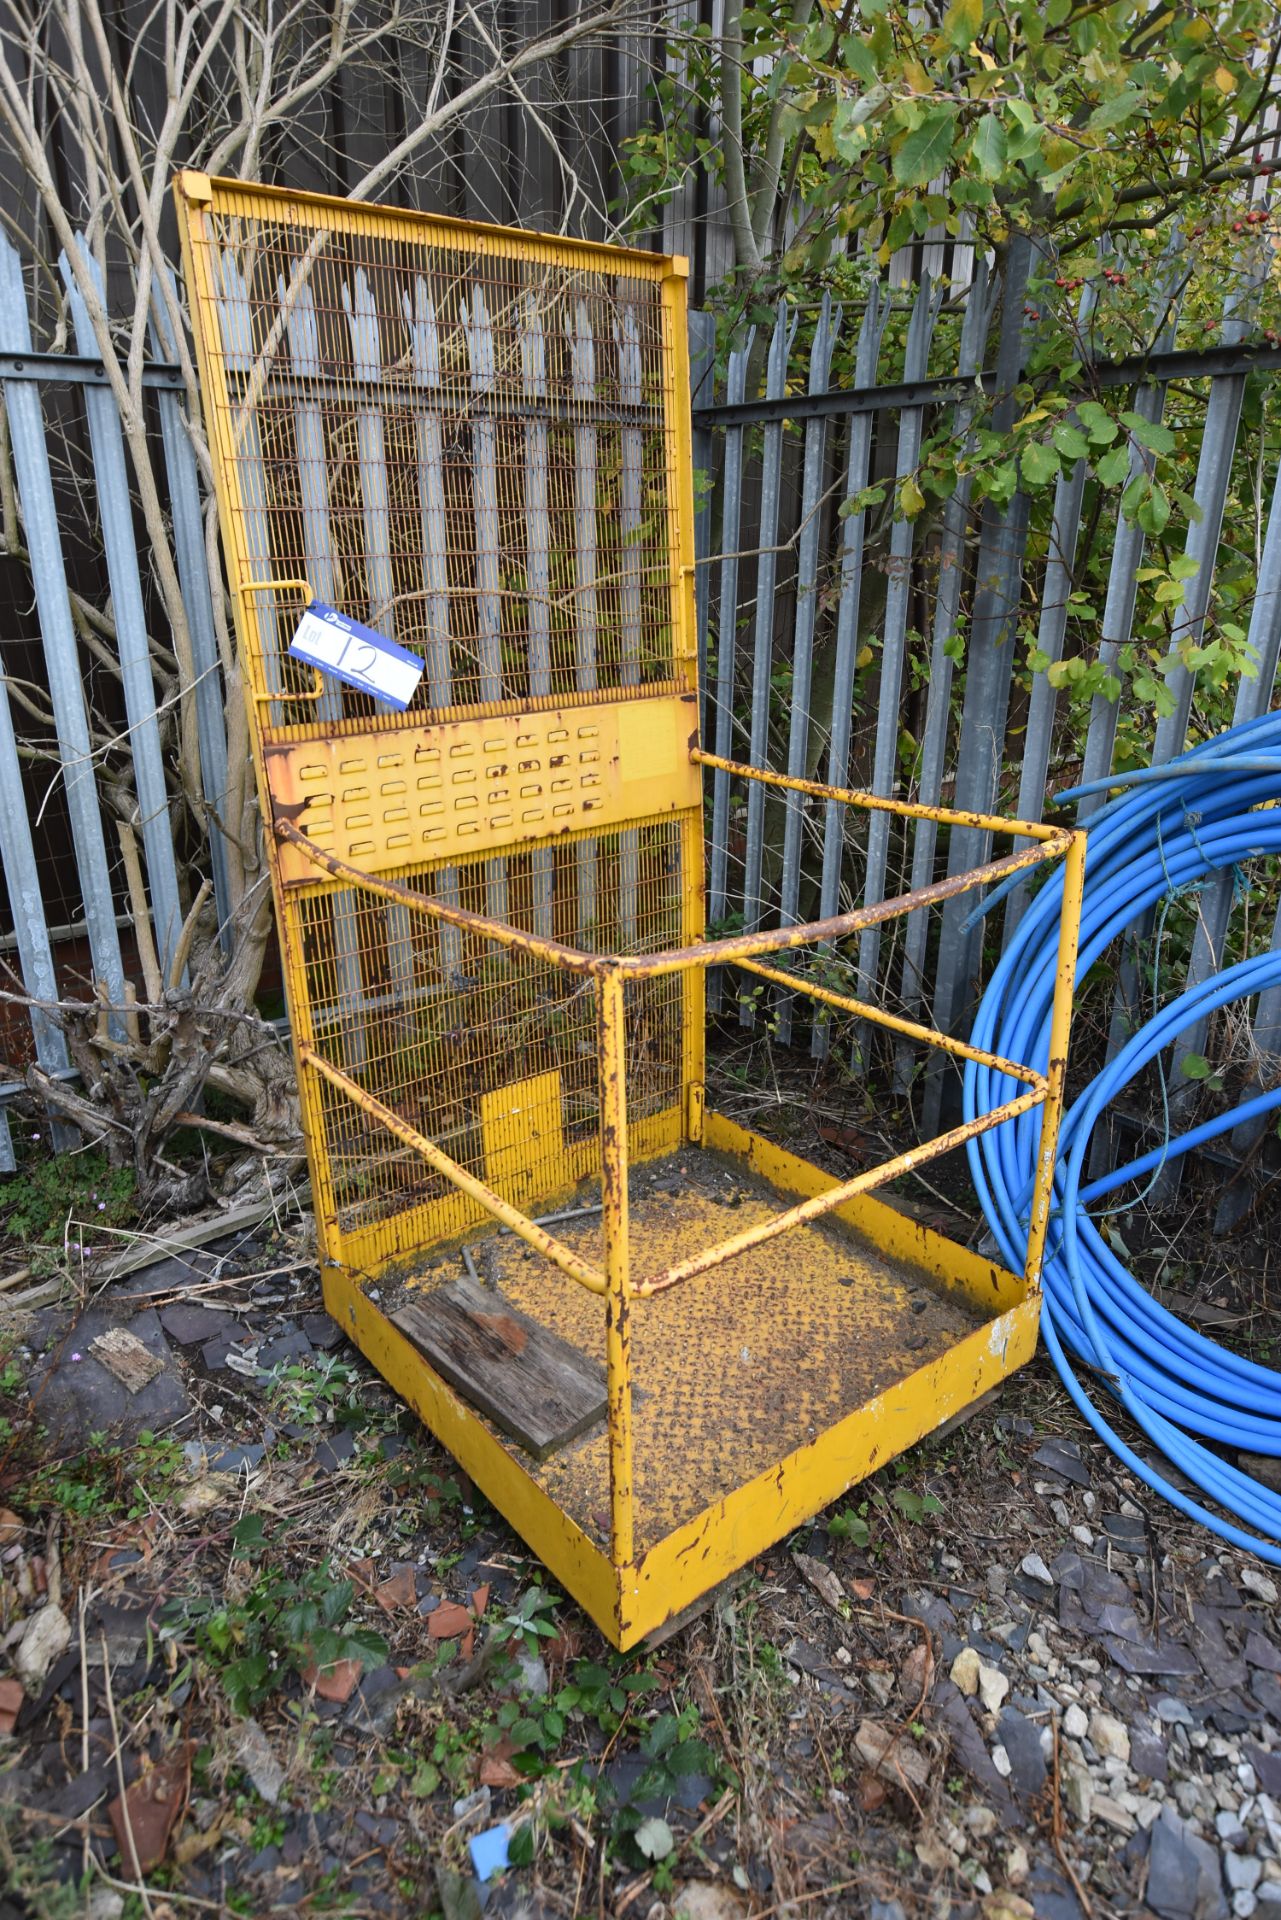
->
[180,178,692,728]
[175,174,702,1273]
[296,817,696,1266]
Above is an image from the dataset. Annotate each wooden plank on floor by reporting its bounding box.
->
[392,1276,606,1460]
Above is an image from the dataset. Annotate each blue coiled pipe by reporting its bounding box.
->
[964,711,1281,1561]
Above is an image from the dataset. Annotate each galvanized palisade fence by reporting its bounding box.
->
[1,225,1280,1205]
[692,240,1281,1170]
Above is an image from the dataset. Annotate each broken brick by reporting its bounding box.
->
[305,1659,363,1704]
[109,1745,190,1874]
[373,1567,417,1613]
[426,1602,473,1640]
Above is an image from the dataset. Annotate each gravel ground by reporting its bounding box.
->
[2,1050,1280,1920]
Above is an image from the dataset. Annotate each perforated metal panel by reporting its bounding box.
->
[174,174,703,1271]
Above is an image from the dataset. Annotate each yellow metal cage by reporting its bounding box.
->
[174,172,1084,1648]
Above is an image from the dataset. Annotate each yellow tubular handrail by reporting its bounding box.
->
[632,1086,1048,1297]
[299,1043,608,1295]
[276,822,609,977]
[611,838,1063,979]
[691,750,1069,843]
[733,958,1046,1086]
[279,820,1067,983]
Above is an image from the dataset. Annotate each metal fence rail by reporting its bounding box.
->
[0,223,1278,1202]
[691,255,1281,1159]
[0,230,230,1170]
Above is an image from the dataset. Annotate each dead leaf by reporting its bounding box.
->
[479,1737,521,1789]
[856,1772,887,1811]
[900,1641,935,1701]
[850,1576,875,1601]
[470,1583,490,1619]
[0,1510,22,1547]
[818,1124,872,1162]
[792,1552,845,1613]
[109,1745,191,1875]
[14,1603,71,1689]
[0,1676,24,1736]
[235,1720,285,1805]
[854,1718,931,1792]
[982,1896,1035,1920]
[171,1810,230,1868]
[669,1884,751,1920]
[177,1481,228,1518]
[427,1602,473,1640]
[89,1327,164,1394]
[94,1519,156,1580]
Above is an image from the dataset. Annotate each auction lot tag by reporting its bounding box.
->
[288,602,424,710]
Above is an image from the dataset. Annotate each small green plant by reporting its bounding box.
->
[267,1355,364,1427]
[1,1148,135,1271]
[492,1584,561,1653]
[0,1824,95,1919]
[163,1515,388,1715]
[890,1488,943,1525]
[828,1505,871,1547]
[606,1708,722,1867]
[25,1430,183,1521]
[1180,1051,1226,1094]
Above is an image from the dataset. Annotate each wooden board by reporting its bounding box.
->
[392,1277,607,1461]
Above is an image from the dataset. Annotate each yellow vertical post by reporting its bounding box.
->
[662,257,698,693]
[597,966,634,1569]
[1023,828,1087,1291]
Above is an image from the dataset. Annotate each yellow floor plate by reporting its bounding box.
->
[329,1114,1037,1647]
[403,1147,985,1555]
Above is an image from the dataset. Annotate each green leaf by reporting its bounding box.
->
[643,1713,681,1757]
[891,1488,943,1522]
[1170,554,1200,581]
[1088,87,1147,130]
[840,37,879,87]
[831,96,874,160]
[1120,410,1176,456]
[941,0,981,48]
[899,474,926,518]
[1095,445,1130,487]
[829,1508,871,1546]
[508,1825,536,1868]
[969,112,1007,183]
[1020,440,1060,487]
[348,1629,390,1662]
[1181,1052,1213,1080]
[635,1817,674,1862]
[1137,482,1171,535]
[1052,422,1089,462]
[892,105,957,188]
[1076,401,1117,445]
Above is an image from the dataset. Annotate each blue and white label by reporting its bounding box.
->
[288,602,425,710]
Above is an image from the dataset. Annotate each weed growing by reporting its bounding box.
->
[161,1515,390,1715]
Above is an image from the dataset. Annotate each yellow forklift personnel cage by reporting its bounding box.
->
[174,172,1084,1647]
